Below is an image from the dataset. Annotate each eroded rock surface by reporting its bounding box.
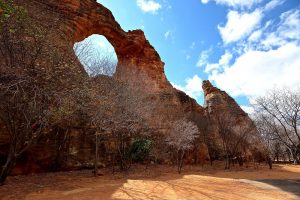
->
[203,80,247,118]
[0,0,255,174]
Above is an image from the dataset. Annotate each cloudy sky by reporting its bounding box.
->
[87,0,300,113]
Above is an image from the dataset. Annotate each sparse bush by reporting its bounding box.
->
[166,118,198,173]
[129,139,152,162]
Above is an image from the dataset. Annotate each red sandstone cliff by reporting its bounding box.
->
[0,0,256,173]
[202,80,248,118]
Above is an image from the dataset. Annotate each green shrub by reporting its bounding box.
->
[129,139,152,162]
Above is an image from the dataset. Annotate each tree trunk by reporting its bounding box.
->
[292,153,299,165]
[177,150,185,174]
[94,132,98,176]
[267,157,272,169]
[224,154,230,169]
[0,154,16,185]
[194,147,198,165]
[290,149,299,165]
[238,156,243,166]
[287,151,291,162]
[208,151,214,166]
[176,150,180,173]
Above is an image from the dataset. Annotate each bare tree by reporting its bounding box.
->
[254,89,300,164]
[214,112,258,169]
[0,75,51,184]
[0,0,91,183]
[89,70,155,172]
[74,39,117,173]
[234,121,258,164]
[0,1,50,184]
[253,116,274,169]
[214,113,234,169]
[74,37,117,77]
[166,118,198,173]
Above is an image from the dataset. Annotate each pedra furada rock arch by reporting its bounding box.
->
[0,0,260,173]
[18,0,204,119]
[36,0,170,89]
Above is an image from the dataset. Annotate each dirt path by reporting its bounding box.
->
[1,164,299,200]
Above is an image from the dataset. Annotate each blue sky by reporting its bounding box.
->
[83,0,300,113]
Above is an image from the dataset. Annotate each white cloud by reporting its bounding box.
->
[164,31,171,39]
[241,105,254,114]
[201,3,300,109]
[205,64,220,73]
[164,30,175,42]
[171,82,185,92]
[171,75,203,100]
[204,7,300,102]
[264,0,285,11]
[137,0,162,13]
[162,0,172,10]
[204,51,232,73]
[201,0,263,9]
[218,9,263,44]
[186,55,191,60]
[248,30,262,41]
[190,42,196,49]
[196,48,212,67]
[219,51,232,66]
[98,41,106,48]
[209,43,300,97]
[261,32,285,49]
[278,9,300,41]
[259,9,300,50]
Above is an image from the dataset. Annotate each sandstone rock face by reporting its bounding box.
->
[18,0,200,109]
[202,79,254,133]
[0,0,204,173]
[22,0,169,89]
[203,80,247,119]
[0,0,255,173]
[202,80,257,151]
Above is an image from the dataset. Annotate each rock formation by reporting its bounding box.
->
[0,0,256,174]
[203,80,248,119]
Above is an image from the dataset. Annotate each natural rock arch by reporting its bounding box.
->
[0,0,259,174]
[18,0,203,122]
[64,0,167,86]
[74,34,118,76]
[19,0,175,90]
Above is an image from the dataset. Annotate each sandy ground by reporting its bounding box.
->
[0,163,299,200]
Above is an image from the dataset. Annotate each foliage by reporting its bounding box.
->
[129,139,152,162]
[0,0,28,26]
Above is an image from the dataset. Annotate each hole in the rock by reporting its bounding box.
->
[73,34,118,77]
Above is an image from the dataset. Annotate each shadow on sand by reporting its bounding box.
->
[0,163,299,200]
